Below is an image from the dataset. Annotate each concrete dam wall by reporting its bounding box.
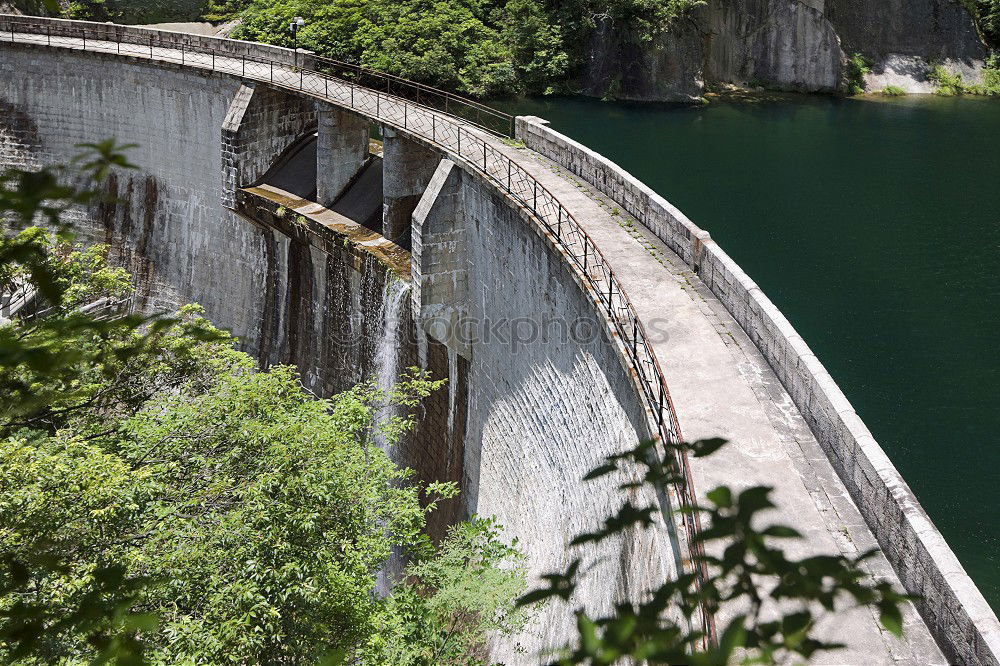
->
[0,21,677,659]
[1,17,998,664]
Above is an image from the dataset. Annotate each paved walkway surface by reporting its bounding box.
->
[6,30,947,663]
[500,147,946,664]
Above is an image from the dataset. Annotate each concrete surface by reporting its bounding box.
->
[2,20,995,663]
[495,129,946,665]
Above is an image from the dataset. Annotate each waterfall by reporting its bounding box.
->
[372,276,410,597]
[373,276,410,416]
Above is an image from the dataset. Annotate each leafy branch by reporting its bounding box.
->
[518,438,913,665]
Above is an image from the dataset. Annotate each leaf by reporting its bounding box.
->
[736,486,776,516]
[570,502,657,546]
[761,525,802,539]
[577,613,600,655]
[781,611,811,636]
[716,614,747,660]
[706,486,732,509]
[688,437,728,457]
[583,462,618,481]
[879,604,904,637]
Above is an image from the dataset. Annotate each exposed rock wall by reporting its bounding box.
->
[703,0,842,91]
[581,0,988,100]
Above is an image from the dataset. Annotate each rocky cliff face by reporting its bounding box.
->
[581,0,988,100]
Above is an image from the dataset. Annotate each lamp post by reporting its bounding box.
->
[289,16,305,68]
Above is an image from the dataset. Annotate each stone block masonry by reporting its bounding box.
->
[381,127,440,249]
[221,82,316,209]
[411,158,470,359]
[516,114,1000,665]
[427,162,678,662]
[315,105,370,207]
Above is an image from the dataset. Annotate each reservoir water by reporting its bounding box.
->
[502,94,1000,610]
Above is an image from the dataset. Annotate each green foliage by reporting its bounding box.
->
[218,0,701,97]
[845,53,871,95]
[963,56,1000,95]
[60,0,210,23]
[0,142,177,664]
[982,64,1000,93]
[367,517,528,665]
[929,64,966,96]
[961,0,1000,49]
[0,348,444,662]
[518,438,914,664]
[558,0,704,48]
[927,59,1000,96]
[0,149,525,664]
[880,85,907,97]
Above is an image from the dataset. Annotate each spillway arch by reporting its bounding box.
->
[1,14,997,665]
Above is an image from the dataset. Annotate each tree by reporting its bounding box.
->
[0,147,527,664]
[0,140,167,665]
[365,517,528,665]
[218,0,701,97]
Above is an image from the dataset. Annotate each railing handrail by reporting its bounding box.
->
[307,53,512,127]
[0,14,514,137]
[1,16,714,644]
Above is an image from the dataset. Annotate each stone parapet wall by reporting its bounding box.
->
[515,114,1000,665]
[0,14,309,69]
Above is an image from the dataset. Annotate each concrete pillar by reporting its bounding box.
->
[411,158,469,359]
[220,82,317,209]
[315,104,370,207]
[382,126,440,249]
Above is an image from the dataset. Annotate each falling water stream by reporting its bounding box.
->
[372,275,411,597]
[373,276,411,450]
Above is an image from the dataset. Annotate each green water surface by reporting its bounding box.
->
[503,94,1000,610]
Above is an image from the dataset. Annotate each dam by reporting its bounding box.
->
[0,16,997,664]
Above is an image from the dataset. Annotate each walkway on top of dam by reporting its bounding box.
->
[2,27,947,663]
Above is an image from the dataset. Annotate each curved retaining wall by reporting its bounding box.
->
[0,29,681,658]
[515,115,1000,665]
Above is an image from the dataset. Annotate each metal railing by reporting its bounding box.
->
[1,16,714,644]
[307,55,514,137]
[0,15,513,138]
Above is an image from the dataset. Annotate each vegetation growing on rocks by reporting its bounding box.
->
[928,58,1000,96]
[845,53,871,96]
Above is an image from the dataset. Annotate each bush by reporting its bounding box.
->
[0,147,527,664]
[845,53,871,95]
[880,85,907,96]
[929,64,966,95]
